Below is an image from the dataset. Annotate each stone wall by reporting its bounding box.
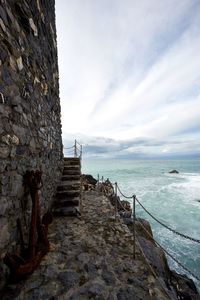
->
[0,0,63,276]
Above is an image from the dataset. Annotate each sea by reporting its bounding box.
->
[82,159,200,291]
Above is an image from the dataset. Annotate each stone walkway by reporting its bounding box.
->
[2,191,170,300]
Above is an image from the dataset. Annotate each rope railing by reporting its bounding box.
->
[116,183,133,199]
[116,182,200,244]
[135,196,200,244]
[63,139,83,159]
[97,176,200,283]
[136,217,200,282]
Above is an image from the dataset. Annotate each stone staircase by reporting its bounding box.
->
[53,157,81,217]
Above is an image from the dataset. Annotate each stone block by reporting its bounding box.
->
[0,197,12,216]
[0,218,10,250]
[0,143,10,158]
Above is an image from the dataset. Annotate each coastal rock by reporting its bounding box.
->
[98,180,114,197]
[127,218,199,299]
[127,218,170,279]
[169,170,179,174]
[170,271,199,299]
[81,174,97,191]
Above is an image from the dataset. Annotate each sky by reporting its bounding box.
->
[55,0,200,159]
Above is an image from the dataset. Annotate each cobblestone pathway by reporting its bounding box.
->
[2,191,170,300]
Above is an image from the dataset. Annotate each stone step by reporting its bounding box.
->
[57,184,80,192]
[57,180,80,186]
[64,157,80,161]
[54,197,80,207]
[64,157,80,164]
[59,179,80,184]
[63,160,80,166]
[53,157,82,218]
[61,175,80,181]
[56,190,80,198]
[62,169,81,176]
[53,206,80,217]
[63,166,80,171]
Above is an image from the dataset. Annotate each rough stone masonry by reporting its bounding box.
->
[0,0,63,284]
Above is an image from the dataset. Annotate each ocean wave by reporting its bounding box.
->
[165,172,200,197]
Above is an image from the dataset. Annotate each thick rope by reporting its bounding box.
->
[135,197,200,244]
[136,218,200,282]
[116,182,200,244]
[116,183,133,199]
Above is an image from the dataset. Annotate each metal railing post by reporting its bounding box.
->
[133,195,136,259]
[74,139,77,157]
[114,182,117,220]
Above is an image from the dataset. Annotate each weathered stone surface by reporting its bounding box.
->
[58,270,79,291]
[0,0,63,286]
[0,219,9,250]
[1,191,173,299]
[0,144,10,158]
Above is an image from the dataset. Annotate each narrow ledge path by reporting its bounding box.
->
[3,191,170,300]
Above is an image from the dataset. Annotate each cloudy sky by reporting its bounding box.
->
[55,0,200,159]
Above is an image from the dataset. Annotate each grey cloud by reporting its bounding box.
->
[63,133,200,159]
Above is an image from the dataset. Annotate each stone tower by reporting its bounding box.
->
[0,0,62,284]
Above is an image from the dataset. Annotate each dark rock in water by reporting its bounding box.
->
[169,170,179,174]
